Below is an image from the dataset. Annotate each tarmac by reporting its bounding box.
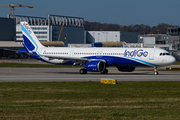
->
[0,59,179,82]
[0,67,179,82]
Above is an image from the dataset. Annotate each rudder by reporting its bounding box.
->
[21,21,44,53]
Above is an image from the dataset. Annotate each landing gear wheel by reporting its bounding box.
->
[101,69,108,74]
[154,71,158,75]
[79,69,87,74]
[154,67,158,75]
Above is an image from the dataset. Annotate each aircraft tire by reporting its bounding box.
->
[79,69,87,74]
[101,69,108,74]
[154,71,158,75]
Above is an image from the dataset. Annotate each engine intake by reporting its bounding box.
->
[86,61,105,72]
[117,66,135,72]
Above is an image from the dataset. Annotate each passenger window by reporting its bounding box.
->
[163,53,165,55]
[160,53,162,56]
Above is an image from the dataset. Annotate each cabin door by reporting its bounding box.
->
[70,50,74,57]
[149,50,155,60]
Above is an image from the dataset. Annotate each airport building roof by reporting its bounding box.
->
[12,14,84,27]
[0,41,23,48]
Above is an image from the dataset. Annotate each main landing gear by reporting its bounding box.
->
[101,69,108,74]
[154,67,158,75]
[79,68,108,74]
[79,69,87,74]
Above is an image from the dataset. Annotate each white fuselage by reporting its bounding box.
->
[37,47,176,67]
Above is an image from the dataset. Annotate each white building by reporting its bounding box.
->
[16,25,49,43]
[86,31,140,43]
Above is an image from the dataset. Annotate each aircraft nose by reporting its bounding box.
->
[170,56,176,64]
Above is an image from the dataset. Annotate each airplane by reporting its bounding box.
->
[18,21,176,75]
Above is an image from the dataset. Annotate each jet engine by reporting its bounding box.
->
[86,61,105,72]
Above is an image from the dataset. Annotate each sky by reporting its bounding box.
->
[0,0,180,26]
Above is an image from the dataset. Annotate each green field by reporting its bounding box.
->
[1,82,180,120]
[172,61,180,65]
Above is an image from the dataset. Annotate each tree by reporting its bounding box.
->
[84,21,179,35]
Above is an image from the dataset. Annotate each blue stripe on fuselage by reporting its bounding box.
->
[23,52,160,67]
[125,57,161,67]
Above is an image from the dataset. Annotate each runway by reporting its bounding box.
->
[0,67,179,82]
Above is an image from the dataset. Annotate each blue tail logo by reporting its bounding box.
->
[22,23,32,34]
[21,22,44,54]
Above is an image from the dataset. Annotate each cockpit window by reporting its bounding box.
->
[159,52,170,56]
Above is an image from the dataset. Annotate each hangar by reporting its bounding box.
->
[15,14,85,45]
[86,31,140,44]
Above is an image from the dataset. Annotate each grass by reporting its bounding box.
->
[173,61,180,65]
[1,82,180,119]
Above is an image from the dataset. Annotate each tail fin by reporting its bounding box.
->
[21,21,44,53]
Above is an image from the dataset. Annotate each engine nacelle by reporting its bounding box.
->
[117,66,136,72]
[86,61,105,72]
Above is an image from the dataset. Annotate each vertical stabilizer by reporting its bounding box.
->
[21,21,44,53]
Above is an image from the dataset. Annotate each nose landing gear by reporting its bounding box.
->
[154,67,158,75]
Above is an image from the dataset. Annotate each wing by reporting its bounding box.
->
[39,54,106,65]
[41,54,105,61]
[41,54,88,61]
